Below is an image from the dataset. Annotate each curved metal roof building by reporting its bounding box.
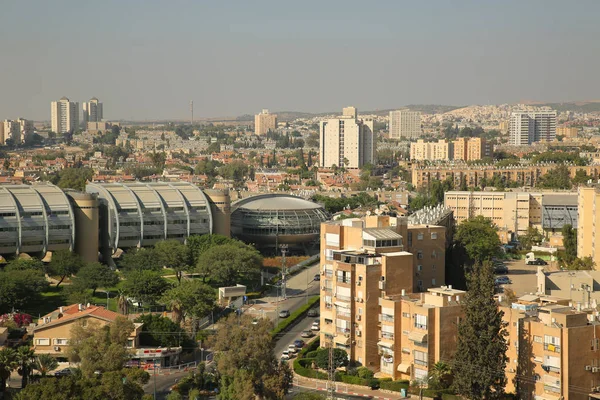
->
[231,194,329,252]
[86,182,213,253]
[0,183,75,256]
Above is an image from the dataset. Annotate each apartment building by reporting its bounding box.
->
[453,137,489,161]
[502,295,600,400]
[577,187,600,267]
[51,97,79,133]
[0,118,33,144]
[410,140,452,161]
[412,163,600,190]
[83,97,103,126]
[510,110,557,145]
[389,110,422,140]
[320,108,375,169]
[319,215,446,371]
[343,106,358,119]
[378,287,465,380]
[537,268,600,309]
[557,126,579,139]
[444,191,577,242]
[254,109,277,135]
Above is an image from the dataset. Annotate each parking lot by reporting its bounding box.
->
[498,258,557,297]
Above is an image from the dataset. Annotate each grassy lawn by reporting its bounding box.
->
[26,286,67,317]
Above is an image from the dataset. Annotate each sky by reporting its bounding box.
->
[1,0,599,121]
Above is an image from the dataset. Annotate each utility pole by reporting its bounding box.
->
[327,335,335,400]
[280,244,288,300]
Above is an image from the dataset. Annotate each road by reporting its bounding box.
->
[142,369,190,400]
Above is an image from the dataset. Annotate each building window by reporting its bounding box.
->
[431,278,436,285]
[414,350,428,366]
[53,338,68,345]
[415,314,427,329]
[533,335,542,343]
[35,338,50,346]
[402,312,410,318]
[126,339,135,348]
[417,252,423,260]
[417,265,423,272]
[431,232,438,240]
[417,233,424,240]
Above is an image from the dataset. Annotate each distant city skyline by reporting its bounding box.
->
[1,0,599,121]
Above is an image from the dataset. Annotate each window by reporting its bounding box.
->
[402,312,410,318]
[35,338,50,346]
[417,233,423,240]
[533,335,542,344]
[415,314,427,329]
[431,232,438,240]
[417,251,423,260]
[53,338,68,345]
[126,339,135,348]
[431,278,436,285]
[414,350,428,366]
[417,265,423,272]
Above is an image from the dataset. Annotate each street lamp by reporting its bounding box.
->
[266,283,280,318]
[98,290,110,310]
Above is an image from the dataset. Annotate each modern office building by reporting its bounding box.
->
[389,110,422,140]
[230,194,329,252]
[51,97,79,134]
[444,191,577,242]
[83,97,103,126]
[0,183,99,262]
[86,182,219,257]
[254,109,277,135]
[320,107,375,169]
[509,110,557,145]
[409,140,453,161]
[502,295,600,400]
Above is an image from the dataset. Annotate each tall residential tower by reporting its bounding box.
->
[254,109,277,135]
[83,97,103,126]
[509,110,557,145]
[389,110,422,140]
[51,97,79,134]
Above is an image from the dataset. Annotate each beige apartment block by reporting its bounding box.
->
[577,187,600,267]
[319,108,375,169]
[319,215,447,373]
[410,139,452,161]
[378,287,465,381]
[452,137,489,161]
[254,109,277,135]
[412,163,600,190]
[343,106,358,119]
[557,126,579,138]
[389,110,422,140]
[502,295,600,400]
[51,97,79,134]
[444,190,577,242]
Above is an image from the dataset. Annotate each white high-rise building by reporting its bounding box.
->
[51,97,79,134]
[509,110,556,145]
[0,118,33,144]
[83,97,103,125]
[319,107,375,169]
[389,110,422,140]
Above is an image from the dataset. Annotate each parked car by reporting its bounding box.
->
[279,310,290,318]
[307,309,318,317]
[494,276,511,285]
[301,330,314,338]
[526,258,548,265]
[311,322,320,331]
[493,264,509,274]
[55,368,74,377]
[293,339,305,348]
[314,274,320,281]
[281,350,290,360]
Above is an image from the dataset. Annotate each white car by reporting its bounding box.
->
[311,322,320,331]
[288,344,298,354]
[281,350,291,360]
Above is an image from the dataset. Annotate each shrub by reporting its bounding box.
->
[293,358,327,380]
[271,296,319,338]
[380,380,410,392]
[305,350,319,359]
[357,366,374,379]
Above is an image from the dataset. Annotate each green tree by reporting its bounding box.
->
[121,270,171,305]
[453,263,508,399]
[196,243,262,286]
[429,361,453,390]
[0,347,17,396]
[537,165,572,189]
[572,168,593,185]
[518,227,544,250]
[71,262,119,296]
[567,256,595,271]
[67,316,134,377]
[134,314,195,349]
[56,167,95,191]
[213,314,292,399]
[0,267,48,313]
[314,348,349,370]
[455,216,501,265]
[154,240,191,283]
[47,249,84,287]
[120,248,159,273]
[160,280,215,326]
[34,353,58,377]
[15,346,35,388]
[562,224,577,264]
[186,234,237,266]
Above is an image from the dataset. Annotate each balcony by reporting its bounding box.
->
[543,343,561,353]
[337,310,351,318]
[336,294,352,302]
[381,314,394,323]
[381,332,394,340]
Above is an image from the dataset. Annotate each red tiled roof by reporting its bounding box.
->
[35,304,122,331]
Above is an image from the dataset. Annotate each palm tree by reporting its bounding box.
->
[117,290,128,315]
[34,354,58,378]
[160,291,184,325]
[15,346,35,388]
[429,361,453,390]
[0,348,18,394]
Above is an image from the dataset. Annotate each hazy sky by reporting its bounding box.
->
[1,0,599,121]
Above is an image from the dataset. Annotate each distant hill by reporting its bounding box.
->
[537,101,600,113]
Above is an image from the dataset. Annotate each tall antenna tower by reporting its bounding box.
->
[190,100,194,126]
[280,244,288,300]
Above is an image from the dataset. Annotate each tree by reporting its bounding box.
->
[518,227,544,250]
[212,314,292,398]
[0,348,17,395]
[562,224,577,264]
[567,256,595,271]
[0,267,48,313]
[47,249,84,287]
[121,270,171,305]
[56,167,95,191]
[314,348,349,370]
[68,316,134,377]
[34,354,58,377]
[186,234,236,265]
[453,263,508,399]
[537,165,572,190]
[455,216,501,265]
[196,243,262,286]
[154,240,191,283]
[160,280,215,326]
[15,346,35,388]
[429,361,453,390]
[134,314,195,349]
[71,262,119,296]
[120,248,159,273]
